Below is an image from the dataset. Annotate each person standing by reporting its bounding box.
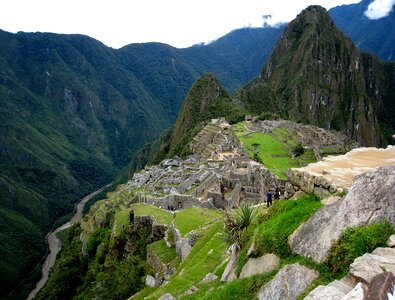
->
[267,190,273,207]
[274,188,281,201]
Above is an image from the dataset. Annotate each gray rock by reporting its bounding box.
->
[247,241,259,257]
[321,195,341,206]
[290,190,305,200]
[145,275,157,287]
[221,244,238,282]
[285,182,295,196]
[239,254,280,278]
[314,186,331,199]
[305,284,348,300]
[258,263,319,300]
[349,247,395,284]
[183,285,198,296]
[200,273,218,284]
[176,237,192,261]
[289,166,395,263]
[158,293,175,300]
[342,282,366,300]
[388,234,395,247]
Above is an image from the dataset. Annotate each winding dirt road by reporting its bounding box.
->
[27,183,112,300]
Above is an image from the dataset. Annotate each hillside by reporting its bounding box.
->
[237,5,395,147]
[36,116,395,299]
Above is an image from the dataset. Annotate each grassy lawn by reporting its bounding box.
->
[147,239,177,264]
[254,194,322,257]
[232,123,316,179]
[175,207,223,236]
[130,203,173,225]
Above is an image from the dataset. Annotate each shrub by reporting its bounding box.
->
[257,112,281,121]
[292,143,305,157]
[326,222,394,277]
[86,227,110,258]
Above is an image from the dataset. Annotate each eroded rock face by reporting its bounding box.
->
[258,263,319,300]
[289,166,395,263]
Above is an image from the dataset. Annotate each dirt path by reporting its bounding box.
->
[27,183,112,300]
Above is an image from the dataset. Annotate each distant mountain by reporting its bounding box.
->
[237,5,395,146]
[329,0,395,61]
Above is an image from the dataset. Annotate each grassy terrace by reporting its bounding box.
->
[130,203,174,225]
[232,122,316,179]
[132,221,226,300]
[147,239,178,264]
[175,207,223,236]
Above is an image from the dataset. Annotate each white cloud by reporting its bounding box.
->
[0,0,361,48]
[365,0,395,19]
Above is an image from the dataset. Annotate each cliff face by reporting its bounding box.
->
[238,5,395,146]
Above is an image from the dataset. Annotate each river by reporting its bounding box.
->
[27,183,112,300]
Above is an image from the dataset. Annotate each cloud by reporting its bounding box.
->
[364,0,395,19]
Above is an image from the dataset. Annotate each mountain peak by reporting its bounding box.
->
[244,5,394,147]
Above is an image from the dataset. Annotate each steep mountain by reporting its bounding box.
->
[329,0,395,61]
[167,73,244,157]
[237,5,395,146]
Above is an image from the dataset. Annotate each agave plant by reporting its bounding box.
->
[224,203,257,247]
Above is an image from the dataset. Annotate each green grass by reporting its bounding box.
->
[183,273,277,300]
[232,123,316,179]
[131,203,173,225]
[254,194,322,257]
[326,222,394,277]
[175,207,223,236]
[133,221,226,299]
[147,240,177,264]
[113,210,131,236]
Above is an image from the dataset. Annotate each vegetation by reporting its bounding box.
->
[233,123,316,179]
[326,222,394,277]
[225,203,257,247]
[175,207,223,236]
[254,194,322,257]
[135,221,226,299]
[131,203,173,225]
[147,240,177,264]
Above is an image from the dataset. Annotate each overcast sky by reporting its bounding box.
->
[0,0,394,49]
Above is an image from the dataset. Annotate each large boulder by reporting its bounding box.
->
[258,263,319,300]
[289,166,395,263]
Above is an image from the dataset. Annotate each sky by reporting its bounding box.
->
[0,0,394,49]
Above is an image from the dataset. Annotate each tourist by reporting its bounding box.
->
[274,188,281,200]
[267,190,273,207]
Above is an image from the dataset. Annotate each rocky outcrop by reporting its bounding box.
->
[349,247,395,284]
[306,246,395,300]
[239,254,280,278]
[257,263,319,300]
[289,166,395,263]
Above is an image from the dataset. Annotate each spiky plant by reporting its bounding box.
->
[224,203,257,247]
